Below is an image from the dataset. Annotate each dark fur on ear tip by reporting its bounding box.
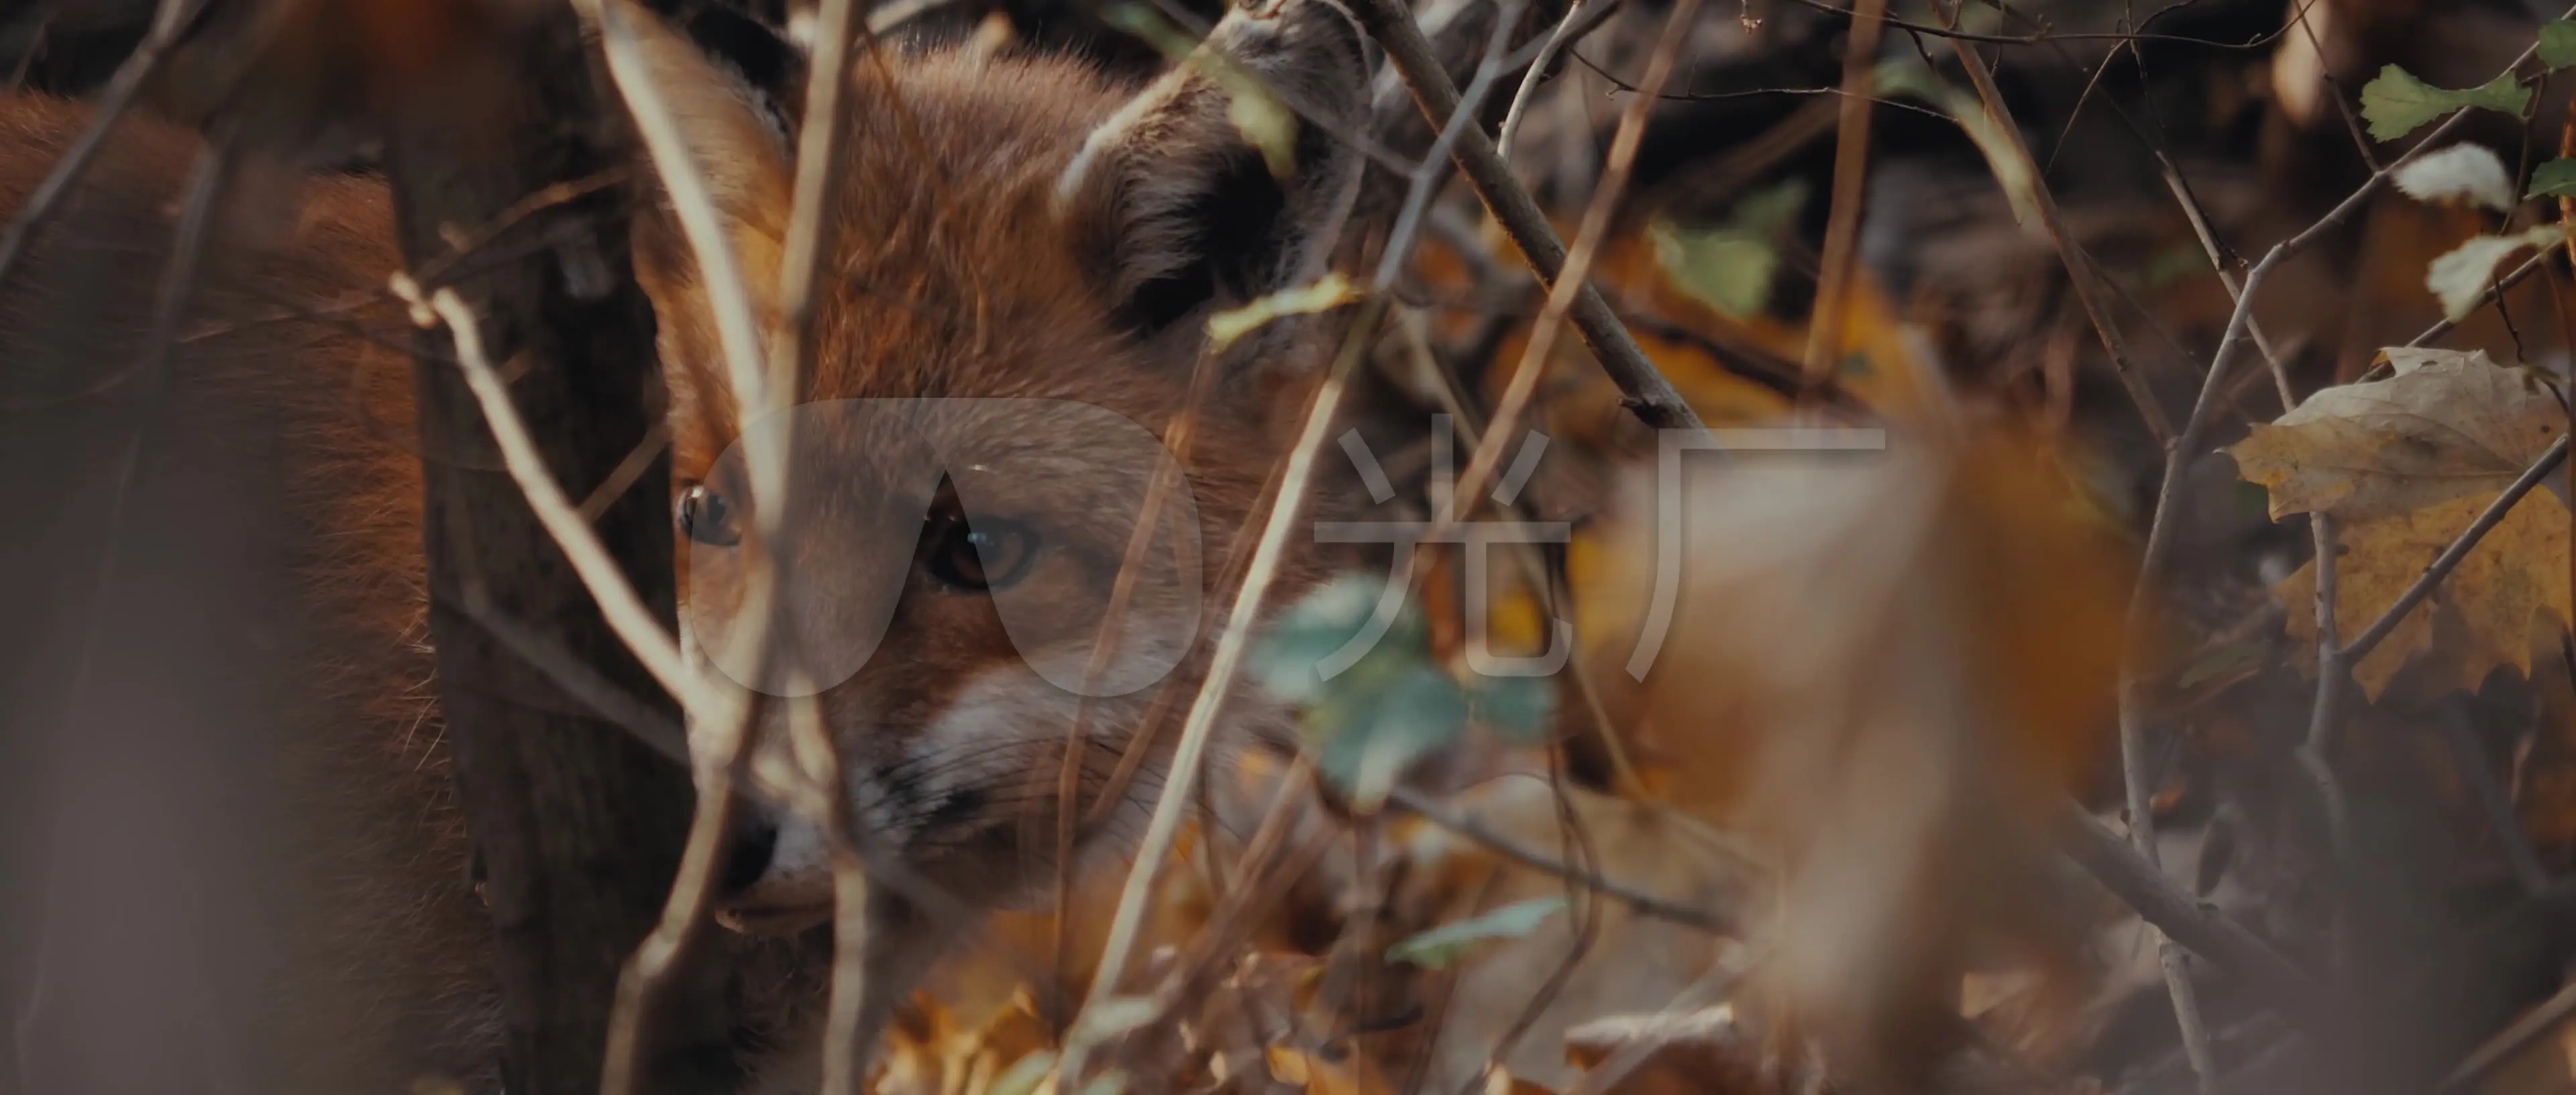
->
[1060,0,1373,340]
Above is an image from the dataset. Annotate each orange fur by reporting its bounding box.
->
[1,0,1373,1086]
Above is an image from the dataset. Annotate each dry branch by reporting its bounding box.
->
[2054,802,2327,1017]
[1349,0,1705,434]
[373,10,732,1088]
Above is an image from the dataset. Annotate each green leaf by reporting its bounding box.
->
[1309,663,1468,811]
[1647,181,1809,321]
[1387,896,1570,970]
[1250,574,1426,703]
[1258,574,1556,809]
[2541,21,2576,70]
[2142,244,2209,289]
[1649,221,1780,320]
[2361,66,2530,142]
[2529,158,2576,199]
[1727,178,1811,236]
[1874,60,2041,225]
[1466,673,1556,744]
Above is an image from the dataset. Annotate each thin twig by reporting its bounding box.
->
[2156,142,2353,1014]
[1395,312,1648,796]
[2394,250,2556,364]
[1142,753,1326,1038]
[1562,953,1764,1095]
[1943,21,2174,444]
[413,169,635,293]
[394,281,814,814]
[2295,507,2351,972]
[580,0,810,838]
[1048,5,1612,1051]
[455,594,693,768]
[1054,297,1388,1085]
[796,684,875,1095]
[1801,0,1884,401]
[1456,751,1606,1095]
[1044,293,1225,1029]
[1494,0,1609,161]
[2102,48,2551,1068]
[0,0,205,288]
[2438,703,2553,898]
[1377,0,1530,286]
[1428,0,1707,533]
[1384,785,1735,934]
[578,0,790,500]
[597,705,755,1095]
[2441,977,2576,1091]
[2339,435,2572,665]
[762,0,881,1086]
[2054,801,2326,1014]
[1779,0,2297,48]
[1350,0,1707,433]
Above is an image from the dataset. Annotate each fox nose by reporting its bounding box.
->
[718,819,779,898]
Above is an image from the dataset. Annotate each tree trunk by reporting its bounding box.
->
[374,7,734,1094]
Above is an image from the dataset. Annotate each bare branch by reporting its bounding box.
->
[1056,294,1387,1086]
[2054,801,2327,1017]
[1494,0,1617,161]
[1802,0,1886,402]
[1350,0,1706,434]
[1942,23,2174,444]
[392,279,812,813]
[1427,0,1705,529]
[2442,978,2576,1092]
[1384,785,1739,935]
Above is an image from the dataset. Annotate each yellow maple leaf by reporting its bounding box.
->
[2229,348,2571,700]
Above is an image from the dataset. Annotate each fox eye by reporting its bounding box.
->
[676,483,741,547]
[920,511,1038,592]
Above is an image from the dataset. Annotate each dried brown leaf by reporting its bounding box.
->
[1576,420,2130,1083]
[2230,348,2571,698]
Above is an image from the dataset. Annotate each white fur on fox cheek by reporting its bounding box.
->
[733,624,1203,901]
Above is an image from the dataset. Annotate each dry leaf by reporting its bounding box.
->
[2392,143,2520,214]
[1576,419,2130,1083]
[2426,227,2562,321]
[2229,348,2571,698]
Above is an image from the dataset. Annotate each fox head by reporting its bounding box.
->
[616,0,1375,1002]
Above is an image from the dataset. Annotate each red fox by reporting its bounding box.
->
[0,0,1459,1088]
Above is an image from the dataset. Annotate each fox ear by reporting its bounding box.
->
[1058,0,1371,338]
[614,0,794,312]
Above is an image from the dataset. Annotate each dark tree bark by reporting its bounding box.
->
[372,7,735,1094]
